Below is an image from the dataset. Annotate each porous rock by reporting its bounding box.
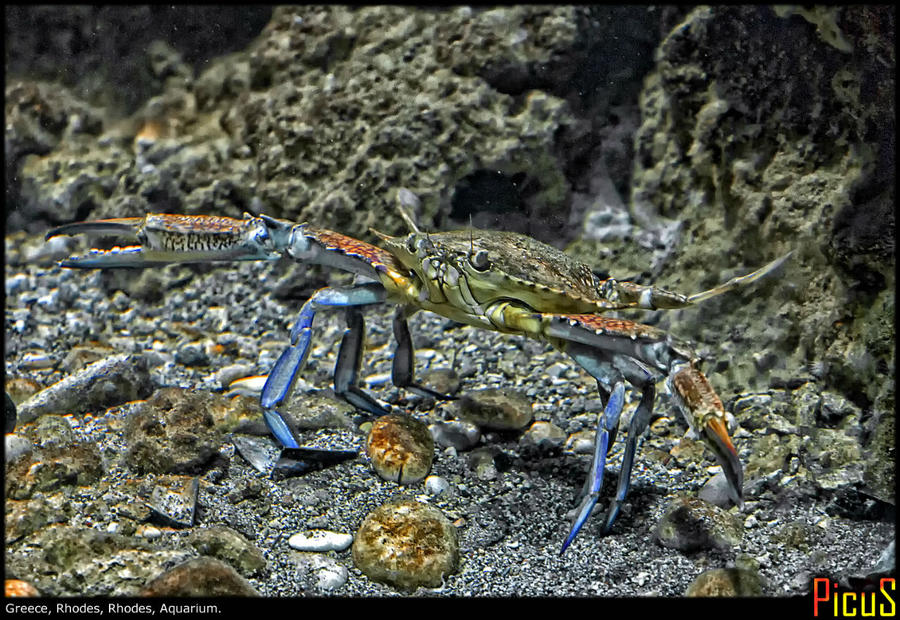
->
[352,499,459,591]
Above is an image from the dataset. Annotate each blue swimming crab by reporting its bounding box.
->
[45,198,790,553]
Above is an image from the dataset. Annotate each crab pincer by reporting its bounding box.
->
[45,213,284,267]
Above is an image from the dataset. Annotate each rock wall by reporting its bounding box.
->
[627,6,894,503]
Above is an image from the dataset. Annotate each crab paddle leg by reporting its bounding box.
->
[568,346,661,540]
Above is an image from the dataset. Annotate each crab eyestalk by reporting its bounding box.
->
[45,213,286,267]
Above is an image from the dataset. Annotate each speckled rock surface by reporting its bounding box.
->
[5,441,103,500]
[187,526,267,577]
[352,499,459,590]
[686,567,765,597]
[655,496,743,552]
[5,5,893,599]
[5,6,273,115]
[16,353,152,423]
[9,6,582,244]
[123,387,246,475]
[622,6,894,508]
[365,414,434,485]
[5,524,195,597]
[140,556,261,597]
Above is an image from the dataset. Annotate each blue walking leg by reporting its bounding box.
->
[261,283,386,447]
[391,307,458,400]
[560,376,626,554]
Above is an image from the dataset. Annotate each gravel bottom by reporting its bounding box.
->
[5,235,894,597]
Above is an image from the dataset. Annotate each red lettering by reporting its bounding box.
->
[814,578,831,617]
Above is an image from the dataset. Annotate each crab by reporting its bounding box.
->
[44,196,790,553]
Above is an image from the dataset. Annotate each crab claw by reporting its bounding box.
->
[46,213,287,267]
[669,364,743,506]
[700,417,744,507]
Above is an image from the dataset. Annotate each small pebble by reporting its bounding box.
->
[5,578,40,597]
[467,446,511,481]
[36,289,60,312]
[546,362,569,379]
[227,375,268,397]
[20,351,55,370]
[288,530,354,552]
[316,562,349,590]
[458,388,533,430]
[365,414,434,484]
[4,434,33,463]
[175,343,210,367]
[139,525,163,539]
[425,475,451,496]
[215,364,256,389]
[6,273,29,295]
[520,421,566,452]
[697,471,737,507]
[292,552,349,590]
[363,372,392,388]
[352,499,459,591]
[565,430,596,454]
[655,496,743,552]
[419,368,461,396]
[429,420,480,451]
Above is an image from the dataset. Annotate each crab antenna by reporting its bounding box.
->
[396,188,421,234]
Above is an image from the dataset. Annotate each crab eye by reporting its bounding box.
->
[405,233,418,254]
[469,249,489,271]
[416,237,434,257]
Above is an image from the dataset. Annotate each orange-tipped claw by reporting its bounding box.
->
[670,363,744,506]
[702,417,744,507]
